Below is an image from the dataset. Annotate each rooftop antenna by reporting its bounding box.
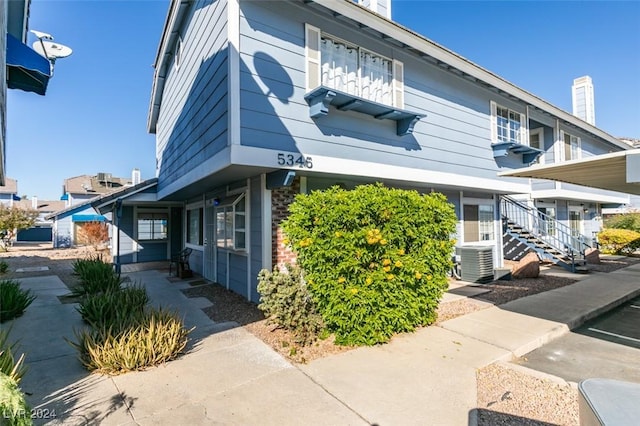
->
[30,30,72,75]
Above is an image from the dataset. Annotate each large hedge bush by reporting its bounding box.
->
[598,228,640,255]
[604,212,640,233]
[280,183,457,346]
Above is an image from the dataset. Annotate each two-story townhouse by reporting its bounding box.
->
[100,0,633,301]
[48,170,141,247]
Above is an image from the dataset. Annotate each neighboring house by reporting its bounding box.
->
[61,172,136,207]
[2,0,56,185]
[14,197,65,241]
[0,177,19,206]
[111,0,633,301]
[47,169,142,247]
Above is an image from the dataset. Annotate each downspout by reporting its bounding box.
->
[114,199,123,274]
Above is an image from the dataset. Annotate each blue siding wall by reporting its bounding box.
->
[216,247,227,285]
[237,1,530,186]
[228,252,248,298]
[190,248,204,274]
[137,241,168,262]
[119,206,135,264]
[54,216,73,248]
[156,0,229,193]
[249,175,262,302]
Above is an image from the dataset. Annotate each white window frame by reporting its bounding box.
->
[215,193,246,252]
[529,127,545,165]
[560,130,582,161]
[490,101,528,145]
[137,210,169,241]
[462,198,496,244]
[305,24,404,108]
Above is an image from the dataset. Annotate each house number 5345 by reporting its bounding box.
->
[277,153,313,169]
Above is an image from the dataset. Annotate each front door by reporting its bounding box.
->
[568,206,584,238]
[203,204,216,280]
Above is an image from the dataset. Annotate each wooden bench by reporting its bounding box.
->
[169,248,193,278]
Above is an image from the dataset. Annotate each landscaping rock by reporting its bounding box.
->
[585,248,601,264]
[511,252,540,279]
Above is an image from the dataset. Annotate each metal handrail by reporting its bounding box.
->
[501,195,591,259]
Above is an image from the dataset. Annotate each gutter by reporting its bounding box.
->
[308,0,630,151]
[147,0,192,134]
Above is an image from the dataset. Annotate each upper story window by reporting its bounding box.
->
[562,131,581,161]
[529,128,545,164]
[490,101,527,145]
[306,24,404,109]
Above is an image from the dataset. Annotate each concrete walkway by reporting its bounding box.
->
[7,263,640,425]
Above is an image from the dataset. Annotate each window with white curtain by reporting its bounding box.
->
[320,35,393,106]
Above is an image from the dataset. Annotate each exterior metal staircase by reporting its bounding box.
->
[501,195,591,273]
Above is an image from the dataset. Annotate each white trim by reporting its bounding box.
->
[392,59,404,108]
[299,176,308,194]
[529,189,628,205]
[261,174,272,272]
[230,145,530,194]
[228,0,240,145]
[132,206,138,263]
[305,23,321,91]
[529,127,545,165]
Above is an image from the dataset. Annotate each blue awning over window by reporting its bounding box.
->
[6,33,51,95]
[72,214,106,223]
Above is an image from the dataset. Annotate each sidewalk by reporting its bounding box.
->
[8,263,640,425]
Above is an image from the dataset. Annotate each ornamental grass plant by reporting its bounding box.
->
[0,280,36,323]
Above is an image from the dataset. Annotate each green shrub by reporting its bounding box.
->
[598,228,640,255]
[0,260,8,274]
[77,285,149,329]
[604,212,640,232]
[70,308,191,375]
[0,281,36,323]
[281,183,457,346]
[0,372,32,426]
[257,264,324,345]
[0,330,26,384]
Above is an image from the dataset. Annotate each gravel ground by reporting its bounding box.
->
[477,363,579,426]
[5,245,633,425]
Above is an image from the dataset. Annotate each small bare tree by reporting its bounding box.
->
[0,205,39,250]
[77,221,109,249]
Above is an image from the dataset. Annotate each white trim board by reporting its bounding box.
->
[230,145,530,194]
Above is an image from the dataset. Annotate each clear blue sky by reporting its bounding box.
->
[7,0,640,200]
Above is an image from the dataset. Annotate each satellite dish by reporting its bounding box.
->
[33,41,73,60]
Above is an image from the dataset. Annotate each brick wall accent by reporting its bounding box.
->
[271,177,300,269]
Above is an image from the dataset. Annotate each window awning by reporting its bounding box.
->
[72,214,107,223]
[6,33,51,95]
[304,86,425,136]
[499,150,640,195]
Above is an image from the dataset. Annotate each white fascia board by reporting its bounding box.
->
[529,189,629,205]
[148,0,191,133]
[230,145,530,194]
[308,0,629,151]
[157,147,231,200]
